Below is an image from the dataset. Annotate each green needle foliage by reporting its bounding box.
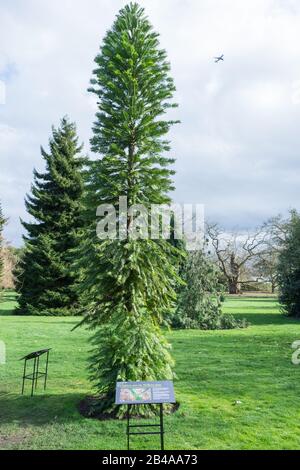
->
[172,249,247,330]
[77,2,181,417]
[16,117,86,316]
[278,210,300,317]
[0,202,7,293]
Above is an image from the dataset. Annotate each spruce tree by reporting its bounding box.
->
[77,3,181,416]
[16,118,86,316]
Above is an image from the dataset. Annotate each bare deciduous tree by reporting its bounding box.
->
[252,251,279,294]
[207,223,268,294]
[2,245,18,289]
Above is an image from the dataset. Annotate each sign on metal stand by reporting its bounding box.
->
[115,381,175,451]
[20,349,51,396]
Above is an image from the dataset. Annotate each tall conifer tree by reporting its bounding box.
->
[17,118,85,316]
[77,3,181,416]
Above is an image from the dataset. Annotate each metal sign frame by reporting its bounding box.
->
[20,349,51,397]
[115,381,175,451]
[126,403,165,451]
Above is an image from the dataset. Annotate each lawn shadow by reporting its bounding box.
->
[229,305,280,311]
[223,296,300,326]
[0,291,19,316]
[0,308,16,316]
[1,294,18,302]
[233,313,300,326]
[227,296,277,302]
[0,391,86,426]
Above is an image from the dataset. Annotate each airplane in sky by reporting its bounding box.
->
[214,54,224,63]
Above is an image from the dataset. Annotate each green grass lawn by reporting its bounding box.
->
[1,291,300,450]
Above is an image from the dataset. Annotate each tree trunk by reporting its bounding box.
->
[228,253,240,294]
[271,282,275,294]
[228,278,239,294]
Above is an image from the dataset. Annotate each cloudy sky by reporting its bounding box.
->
[1,0,300,245]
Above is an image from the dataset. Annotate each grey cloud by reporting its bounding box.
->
[0,0,300,245]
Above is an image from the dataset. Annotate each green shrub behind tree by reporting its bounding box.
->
[172,249,247,330]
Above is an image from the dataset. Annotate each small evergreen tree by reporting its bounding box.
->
[77,3,181,417]
[16,118,86,316]
[278,210,300,317]
[172,249,247,329]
